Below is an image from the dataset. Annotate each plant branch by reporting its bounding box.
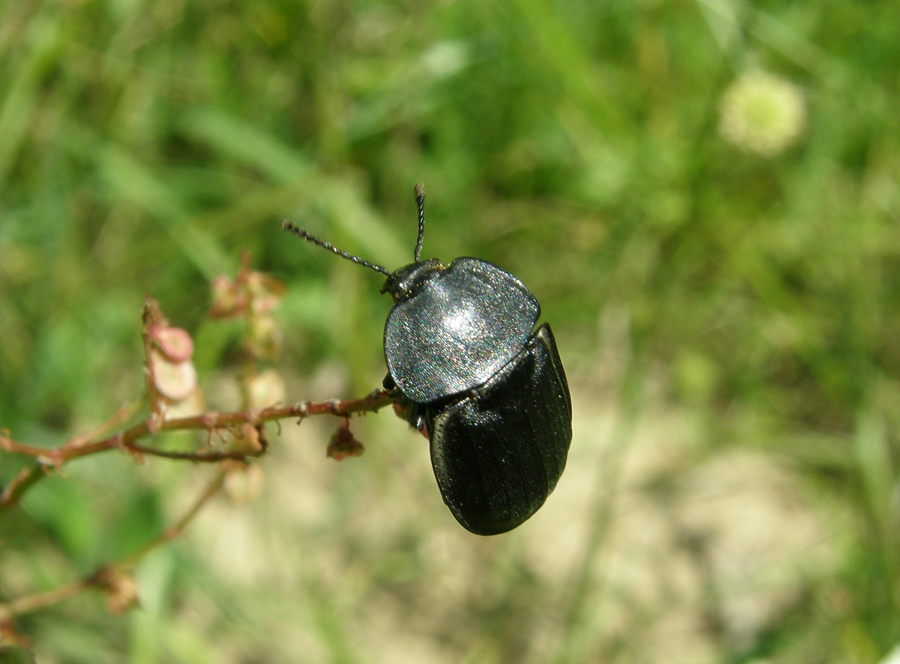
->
[0,466,48,513]
[0,389,393,515]
[0,471,227,624]
[0,577,93,625]
[0,281,396,633]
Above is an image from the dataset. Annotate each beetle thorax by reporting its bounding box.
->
[381,258,445,302]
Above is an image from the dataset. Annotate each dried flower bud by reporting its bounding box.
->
[231,422,266,455]
[209,275,248,319]
[96,569,140,615]
[149,326,194,363]
[150,351,198,401]
[210,270,285,319]
[246,272,287,314]
[327,422,365,460]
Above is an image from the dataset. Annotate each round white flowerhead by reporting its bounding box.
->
[719,70,807,157]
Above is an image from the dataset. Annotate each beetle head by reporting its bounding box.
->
[379,258,444,302]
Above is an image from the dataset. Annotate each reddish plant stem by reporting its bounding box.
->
[0,389,393,514]
[0,289,396,627]
[0,471,227,624]
[0,466,46,513]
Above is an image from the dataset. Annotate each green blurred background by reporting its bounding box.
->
[1,0,899,662]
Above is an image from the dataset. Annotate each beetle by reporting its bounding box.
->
[282,184,572,535]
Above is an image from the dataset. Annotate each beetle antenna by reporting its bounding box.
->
[413,182,425,262]
[281,220,393,277]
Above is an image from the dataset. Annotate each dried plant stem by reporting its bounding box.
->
[0,578,93,624]
[0,294,396,630]
[0,389,393,515]
[0,466,46,512]
[0,471,226,624]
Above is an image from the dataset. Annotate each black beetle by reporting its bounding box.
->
[282,184,572,535]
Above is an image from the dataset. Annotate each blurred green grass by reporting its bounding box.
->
[1,0,899,662]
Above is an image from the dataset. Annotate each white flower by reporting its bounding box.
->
[719,70,807,157]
